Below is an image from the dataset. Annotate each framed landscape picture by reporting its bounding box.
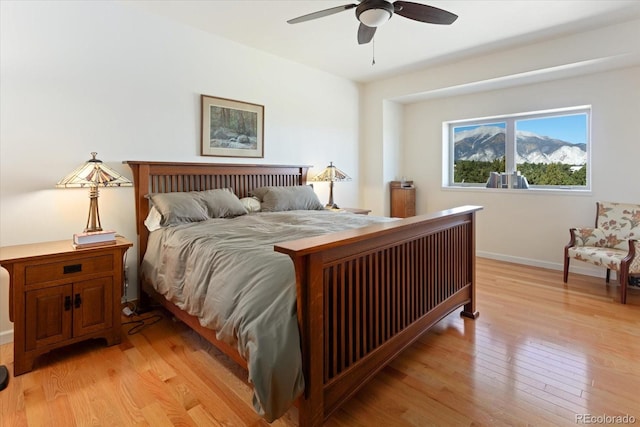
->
[201,95,264,158]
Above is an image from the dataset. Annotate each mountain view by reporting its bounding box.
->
[454,125,587,165]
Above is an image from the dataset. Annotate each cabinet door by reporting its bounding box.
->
[25,284,73,350]
[73,277,113,337]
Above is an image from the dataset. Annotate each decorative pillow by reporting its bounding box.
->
[148,192,209,226]
[240,196,262,213]
[255,185,325,212]
[198,189,247,218]
[143,206,163,232]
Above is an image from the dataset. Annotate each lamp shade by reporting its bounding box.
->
[56,152,132,233]
[356,1,394,28]
[359,8,391,27]
[310,161,352,183]
[56,152,132,188]
[311,162,351,209]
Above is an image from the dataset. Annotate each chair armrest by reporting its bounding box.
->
[624,239,640,274]
[570,227,607,247]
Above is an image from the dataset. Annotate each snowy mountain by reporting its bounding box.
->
[454,125,587,165]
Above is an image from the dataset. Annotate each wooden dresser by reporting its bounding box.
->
[0,236,132,375]
[390,181,416,218]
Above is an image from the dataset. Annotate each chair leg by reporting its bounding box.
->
[620,268,628,304]
[563,257,570,283]
[606,269,611,283]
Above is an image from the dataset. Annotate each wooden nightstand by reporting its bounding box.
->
[0,236,132,375]
[390,181,416,218]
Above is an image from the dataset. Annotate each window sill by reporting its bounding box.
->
[442,186,592,196]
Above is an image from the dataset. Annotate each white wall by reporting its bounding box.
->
[361,19,640,276]
[381,100,403,213]
[0,1,361,343]
[404,66,640,270]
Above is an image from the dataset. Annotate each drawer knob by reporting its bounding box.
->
[63,264,82,274]
[64,296,72,311]
[74,293,82,309]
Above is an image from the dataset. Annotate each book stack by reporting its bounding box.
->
[72,230,117,249]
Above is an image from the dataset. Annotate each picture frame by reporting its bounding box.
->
[201,95,264,158]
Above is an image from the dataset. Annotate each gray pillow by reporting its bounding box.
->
[148,192,209,226]
[249,186,271,201]
[251,185,314,201]
[255,185,325,212]
[198,189,247,218]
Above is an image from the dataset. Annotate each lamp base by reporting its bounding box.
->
[85,187,103,233]
[326,203,340,209]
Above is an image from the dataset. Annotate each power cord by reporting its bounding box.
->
[122,311,163,335]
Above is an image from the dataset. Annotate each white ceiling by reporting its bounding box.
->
[124,0,640,83]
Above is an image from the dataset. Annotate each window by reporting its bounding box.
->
[446,106,590,190]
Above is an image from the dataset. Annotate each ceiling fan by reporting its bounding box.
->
[287,0,458,45]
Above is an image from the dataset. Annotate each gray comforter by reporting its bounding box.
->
[141,210,395,421]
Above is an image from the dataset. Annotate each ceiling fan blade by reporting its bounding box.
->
[287,4,357,24]
[393,1,458,25]
[357,23,376,45]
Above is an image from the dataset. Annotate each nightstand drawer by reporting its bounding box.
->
[25,254,114,285]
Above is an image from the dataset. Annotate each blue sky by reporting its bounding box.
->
[517,114,588,144]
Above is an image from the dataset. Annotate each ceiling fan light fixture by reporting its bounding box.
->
[287,0,459,46]
[358,8,392,27]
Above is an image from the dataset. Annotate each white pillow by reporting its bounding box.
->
[240,196,261,212]
[144,206,163,232]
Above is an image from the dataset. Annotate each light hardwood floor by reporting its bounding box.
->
[1,258,639,426]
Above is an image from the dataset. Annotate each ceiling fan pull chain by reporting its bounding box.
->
[372,38,376,66]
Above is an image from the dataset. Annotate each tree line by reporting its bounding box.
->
[454,158,587,186]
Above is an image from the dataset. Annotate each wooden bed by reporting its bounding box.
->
[125,160,481,427]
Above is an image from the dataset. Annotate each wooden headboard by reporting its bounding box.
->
[124,161,310,255]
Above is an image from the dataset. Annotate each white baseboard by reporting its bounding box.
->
[476,251,616,280]
[0,329,13,345]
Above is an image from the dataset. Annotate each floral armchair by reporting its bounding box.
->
[564,201,640,303]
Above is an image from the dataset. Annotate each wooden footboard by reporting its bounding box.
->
[275,206,481,426]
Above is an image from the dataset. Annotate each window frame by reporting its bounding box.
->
[444,106,591,192]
